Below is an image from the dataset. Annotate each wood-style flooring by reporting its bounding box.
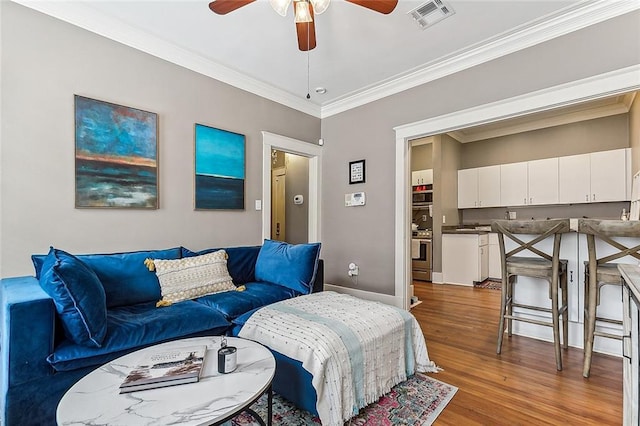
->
[412,282,622,425]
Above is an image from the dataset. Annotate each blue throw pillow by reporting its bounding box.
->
[254,240,321,294]
[38,247,107,348]
[77,247,182,308]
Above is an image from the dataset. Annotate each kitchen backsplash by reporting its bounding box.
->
[461,201,630,225]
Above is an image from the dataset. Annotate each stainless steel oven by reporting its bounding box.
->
[412,238,432,281]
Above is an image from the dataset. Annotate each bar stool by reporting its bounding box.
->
[491,219,571,371]
[578,219,640,378]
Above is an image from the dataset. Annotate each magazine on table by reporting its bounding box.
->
[119,345,206,393]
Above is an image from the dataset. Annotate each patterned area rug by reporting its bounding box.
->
[474,279,502,290]
[231,374,457,425]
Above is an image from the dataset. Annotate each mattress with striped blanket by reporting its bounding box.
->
[237,291,439,426]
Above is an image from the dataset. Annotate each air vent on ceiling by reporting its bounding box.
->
[408,0,455,30]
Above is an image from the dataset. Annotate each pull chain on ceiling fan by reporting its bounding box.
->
[208,0,398,51]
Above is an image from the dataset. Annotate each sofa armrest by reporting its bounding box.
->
[312,259,324,293]
[1,276,56,388]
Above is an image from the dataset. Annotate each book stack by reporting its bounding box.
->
[119,345,206,393]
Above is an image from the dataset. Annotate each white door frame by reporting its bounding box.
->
[262,131,323,243]
[393,65,640,310]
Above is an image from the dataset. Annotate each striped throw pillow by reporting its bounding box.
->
[153,250,235,306]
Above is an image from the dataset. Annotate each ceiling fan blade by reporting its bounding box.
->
[208,0,256,15]
[345,0,398,14]
[296,6,316,51]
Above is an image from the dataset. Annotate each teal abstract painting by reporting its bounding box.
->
[75,95,158,208]
[195,124,245,210]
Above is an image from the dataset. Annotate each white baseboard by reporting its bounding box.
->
[324,283,400,307]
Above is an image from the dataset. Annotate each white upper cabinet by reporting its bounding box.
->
[499,158,558,207]
[500,162,528,206]
[460,148,627,209]
[478,166,501,207]
[458,168,478,208]
[590,149,627,202]
[528,157,559,205]
[458,166,500,208]
[559,154,591,203]
[412,169,433,186]
[559,149,628,203]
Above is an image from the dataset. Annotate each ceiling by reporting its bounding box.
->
[13,0,639,118]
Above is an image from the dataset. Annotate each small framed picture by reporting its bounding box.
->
[349,159,365,184]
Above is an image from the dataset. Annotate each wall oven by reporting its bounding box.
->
[412,191,433,205]
[412,238,432,281]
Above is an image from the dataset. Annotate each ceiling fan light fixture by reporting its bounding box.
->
[294,1,313,23]
[269,0,292,16]
[309,0,330,14]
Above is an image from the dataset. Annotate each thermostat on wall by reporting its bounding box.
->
[345,192,366,207]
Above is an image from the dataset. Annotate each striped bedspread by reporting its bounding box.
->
[237,291,439,426]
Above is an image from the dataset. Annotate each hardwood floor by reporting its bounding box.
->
[412,282,622,425]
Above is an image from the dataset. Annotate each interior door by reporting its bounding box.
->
[271,167,286,241]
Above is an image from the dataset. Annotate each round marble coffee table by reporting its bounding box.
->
[57,336,275,426]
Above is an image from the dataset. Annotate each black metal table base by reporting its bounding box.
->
[214,384,272,426]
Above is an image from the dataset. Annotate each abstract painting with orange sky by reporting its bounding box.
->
[75,95,158,208]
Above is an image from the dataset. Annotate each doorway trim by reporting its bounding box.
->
[393,64,640,310]
[261,131,323,243]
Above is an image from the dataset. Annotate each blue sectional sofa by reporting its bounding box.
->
[0,241,322,426]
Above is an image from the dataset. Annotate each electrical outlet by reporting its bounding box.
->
[422,214,427,221]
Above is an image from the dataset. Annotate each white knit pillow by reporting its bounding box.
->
[153,250,236,306]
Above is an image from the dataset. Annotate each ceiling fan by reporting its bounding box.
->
[208,0,398,51]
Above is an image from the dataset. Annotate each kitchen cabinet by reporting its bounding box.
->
[457,169,478,209]
[500,162,528,206]
[459,148,629,210]
[412,169,433,186]
[442,233,489,285]
[559,148,628,203]
[488,232,502,280]
[529,158,559,205]
[499,158,558,206]
[591,149,628,202]
[457,166,500,208]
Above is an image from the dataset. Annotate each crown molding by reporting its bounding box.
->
[11,0,322,118]
[13,0,638,120]
[321,0,640,118]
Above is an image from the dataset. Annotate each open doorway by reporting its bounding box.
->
[394,67,639,310]
[270,149,310,244]
[261,132,322,244]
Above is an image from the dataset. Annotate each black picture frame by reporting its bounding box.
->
[349,159,366,184]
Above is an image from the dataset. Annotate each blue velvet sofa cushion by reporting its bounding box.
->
[35,248,182,308]
[47,300,230,372]
[195,281,298,320]
[255,240,321,294]
[38,248,107,348]
[182,245,260,285]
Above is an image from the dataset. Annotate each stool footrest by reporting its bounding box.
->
[503,314,553,328]
[593,330,623,340]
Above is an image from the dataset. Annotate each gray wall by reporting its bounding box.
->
[411,143,433,171]
[321,11,640,295]
[0,2,320,277]
[284,153,309,245]
[460,114,630,169]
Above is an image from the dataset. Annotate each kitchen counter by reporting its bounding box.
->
[442,225,491,235]
[620,264,640,302]
[442,229,490,234]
